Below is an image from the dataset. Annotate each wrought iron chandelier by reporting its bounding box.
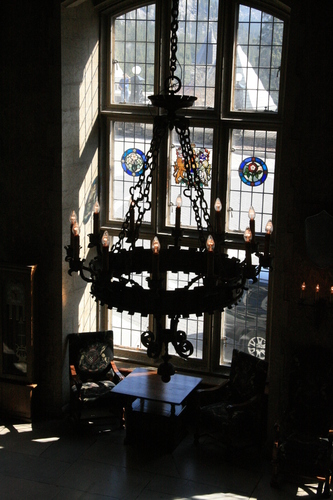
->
[65,0,273,382]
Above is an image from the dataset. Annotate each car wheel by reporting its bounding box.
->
[243,336,266,359]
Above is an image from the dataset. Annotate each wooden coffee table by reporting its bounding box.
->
[112,367,202,450]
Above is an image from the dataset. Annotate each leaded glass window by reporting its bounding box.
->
[109,121,153,222]
[167,269,204,360]
[101,0,287,371]
[227,129,276,233]
[167,127,213,229]
[112,5,155,104]
[176,0,219,108]
[110,238,151,350]
[221,250,269,364]
[232,5,284,112]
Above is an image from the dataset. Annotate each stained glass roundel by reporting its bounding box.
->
[239,157,268,186]
[121,148,147,177]
[173,146,211,187]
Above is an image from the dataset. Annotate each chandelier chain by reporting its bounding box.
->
[176,121,212,247]
[170,0,179,81]
[111,119,167,253]
[133,120,166,233]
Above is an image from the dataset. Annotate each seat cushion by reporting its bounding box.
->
[80,380,116,402]
[77,342,114,381]
[201,402,229,426]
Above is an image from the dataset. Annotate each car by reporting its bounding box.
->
[222,272,269,362]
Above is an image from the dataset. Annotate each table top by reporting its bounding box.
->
[112,367,202,406]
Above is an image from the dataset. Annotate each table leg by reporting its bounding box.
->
[123,397,134,445]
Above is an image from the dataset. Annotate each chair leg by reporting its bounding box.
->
[316,474,331,499]
[322,472,331,499]
[270,437,280,489]
[317,480,324,497]
[120,407,126,429]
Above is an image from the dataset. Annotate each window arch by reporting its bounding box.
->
[99,0,289,373]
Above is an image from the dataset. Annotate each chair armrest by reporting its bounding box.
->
[327,429,333,444]
[70,364,82,391]
[111,360,125,383]
[196,379,230,407]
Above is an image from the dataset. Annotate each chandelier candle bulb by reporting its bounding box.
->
[244,228,252,266]
[102,231,110,272]
[72,222,80,261]
[248,206,256,243]
[214,198,222,234]
[152,236,160,280]
[264,219,273,258]
[175,195,182,231]
[93,201,100,237]
[69,210,77,248]
[315,284,320,301]
[206,235,215,277]
[300,281,306,300]
[330,286,333,303]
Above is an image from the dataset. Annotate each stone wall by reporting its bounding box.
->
[61,1,100,404]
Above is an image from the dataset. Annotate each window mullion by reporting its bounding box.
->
[219,0,235,118]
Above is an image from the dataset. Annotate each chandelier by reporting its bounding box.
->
[65,0,273,382]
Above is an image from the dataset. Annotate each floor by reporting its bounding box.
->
[0,415,325,500]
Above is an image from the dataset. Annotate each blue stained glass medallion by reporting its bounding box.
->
[239,157,268,186]
[121,148,147,177]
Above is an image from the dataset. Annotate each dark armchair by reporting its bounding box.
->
[271,346,333,497]
[68,331,125,426]
[194,349,268,451]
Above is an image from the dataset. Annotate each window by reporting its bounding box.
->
[100,0,288,372]
[111,5,155,105]
[233,5,284,112]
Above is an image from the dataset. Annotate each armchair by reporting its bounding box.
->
[271,346,333,497]
[194,349,268,451]
[68,331,125,426]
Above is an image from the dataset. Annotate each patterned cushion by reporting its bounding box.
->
[80,380,116,402]
[77,342,114,381]
[201,401,229,426]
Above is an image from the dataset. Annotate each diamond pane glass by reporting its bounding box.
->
[109,122,153,222]
[112,5,155,104]
[221,250,268,364]
[110,238,151,350]
[167,127,213,229]
[227,129,276,233]
[232,4,284,112]
[167,268,204,360]
[175,0,219,108]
